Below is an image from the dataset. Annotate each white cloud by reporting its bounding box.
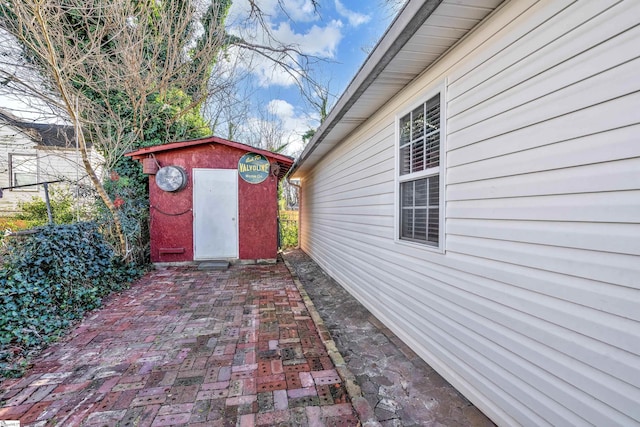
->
[222,98,314,155]
[223,45,299,88]
[279,0,319,22]
[266,99,317,154]
[271,20,343,58]
[224,14,343,88]
[334,0,371,27]
[253,58,300,88]
[225,0,345,88]
[227,0,318,27]
[0,29,66,123]
[268,99,296,118]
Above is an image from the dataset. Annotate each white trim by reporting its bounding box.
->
[440,77,448,252]
[9,152,39,191]
[398,166,440,183]
[394,81,447,253]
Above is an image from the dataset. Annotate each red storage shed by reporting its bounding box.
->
[125,136,293,265]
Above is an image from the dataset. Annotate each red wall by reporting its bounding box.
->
[147,143,279,263]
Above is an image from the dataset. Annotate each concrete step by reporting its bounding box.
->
[197,261,230,270]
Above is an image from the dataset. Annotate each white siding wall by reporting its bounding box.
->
[299,1,640,426]
[0,123,35,188]
[0,122,101,215]
[0,124,38,214]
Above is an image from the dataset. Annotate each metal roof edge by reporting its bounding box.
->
[125,135,294,165]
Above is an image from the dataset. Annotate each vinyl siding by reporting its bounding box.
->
[299,0,640,426]
[0,123,101,214]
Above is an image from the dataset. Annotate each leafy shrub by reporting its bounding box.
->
[279,218,298,249]
[16,187,89,226]
[98,164,150,265]
[0,222,142,377]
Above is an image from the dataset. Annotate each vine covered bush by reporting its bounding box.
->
[0,222,142,377]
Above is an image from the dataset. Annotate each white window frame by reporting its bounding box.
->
[9,153,39,191]
[394,82,446,253]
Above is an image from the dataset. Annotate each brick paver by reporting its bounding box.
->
[0,262,360,426]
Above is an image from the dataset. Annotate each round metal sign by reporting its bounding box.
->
[238,152,270,184]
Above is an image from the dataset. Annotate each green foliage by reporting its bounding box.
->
[99,161,150,265]
[279,218,298,249]
[0,222,142,377]
[16,187,87,226]
[278,183,298,249]
[142,89,211,147]
[188,0,233,98]
[302,128,316,144]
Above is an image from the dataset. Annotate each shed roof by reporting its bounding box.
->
[125,135,294,180]
[289,0,504,177]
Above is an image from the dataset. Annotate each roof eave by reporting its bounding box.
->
[289,0,445,178]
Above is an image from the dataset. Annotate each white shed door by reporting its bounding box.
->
[193,169,238,259]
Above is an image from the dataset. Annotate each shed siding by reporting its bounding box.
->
[299,1,640,426]
[145,143,281,263]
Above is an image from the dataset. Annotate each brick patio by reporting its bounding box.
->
[0,262,361,426]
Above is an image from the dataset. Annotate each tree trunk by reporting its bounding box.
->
[33,4,128,258]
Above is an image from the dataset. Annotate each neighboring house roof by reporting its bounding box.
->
[125,135,295,180]
[0,109,76,148]
[290,0,504,177]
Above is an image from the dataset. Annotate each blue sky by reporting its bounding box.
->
[224,0,401,154]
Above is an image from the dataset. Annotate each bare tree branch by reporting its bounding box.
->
[0,0,332,256]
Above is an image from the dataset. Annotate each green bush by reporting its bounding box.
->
[16,187,88,225]
[99,163,151,265]
[279,219,298,249]
[0,222,142,377]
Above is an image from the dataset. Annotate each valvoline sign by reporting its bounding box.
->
[238,152,270,184]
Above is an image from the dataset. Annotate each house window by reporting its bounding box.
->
[398,93,441,247]
[9,154,38,190]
